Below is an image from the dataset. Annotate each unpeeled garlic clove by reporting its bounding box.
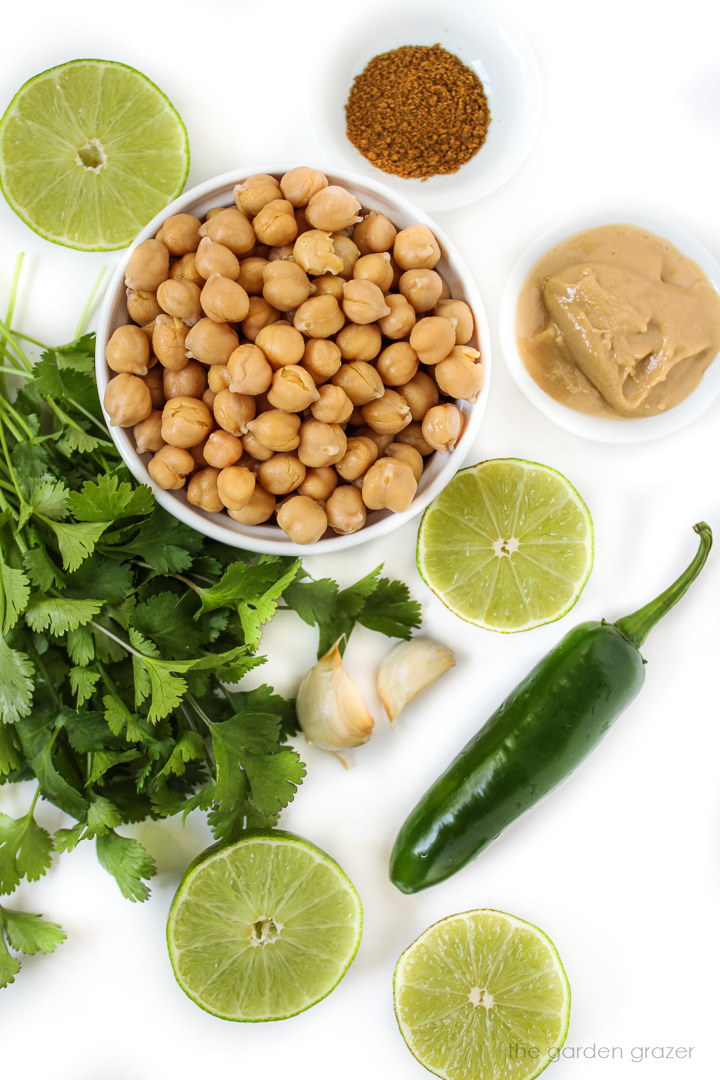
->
[378,639,455,721]
[296,643,374,751]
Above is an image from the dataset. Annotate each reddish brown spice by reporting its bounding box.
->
[345,43,491,180]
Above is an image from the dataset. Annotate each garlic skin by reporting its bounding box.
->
[296,643,374,751]
[378,639,456,721]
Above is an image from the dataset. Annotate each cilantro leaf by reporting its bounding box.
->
[120,510,203,573]
[25,594,103,635]
[22,544,62,592]
[196,558,302,648]
[15,714,89,820]
[0,639,34,724]
[0,726,22,776]
[96,830,156,902]
[27,479,70,521]
[1,907,66,955]
[56,427,102,455]
[0,810,53,894]
[0,931,21,988]
[43,519,109,573]
[0,561,30,634]
[224,684,297,737]
[356,576,422,639]
[210,713,305,820]
[68,473,154,523]
[69,667,101,706]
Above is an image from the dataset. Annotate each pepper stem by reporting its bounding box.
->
[613,523,712,650]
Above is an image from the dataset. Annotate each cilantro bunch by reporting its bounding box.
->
[0,261,420,987]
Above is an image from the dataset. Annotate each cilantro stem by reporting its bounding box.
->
[187,694,215,729]
[0,315,32,373]
[13,330,46,349]
[90,620,144,660]
[74,267,107,338]
[0,422,27,509]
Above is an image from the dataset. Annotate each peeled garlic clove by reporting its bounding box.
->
[378,639,455,721]
[296,643,374,751]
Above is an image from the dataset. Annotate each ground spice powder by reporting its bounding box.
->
[345,43,491,180]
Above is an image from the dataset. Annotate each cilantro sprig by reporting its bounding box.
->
[0,257,421,986]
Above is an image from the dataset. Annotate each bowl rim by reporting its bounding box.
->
[95,162,491,555]
[499,208,720,443]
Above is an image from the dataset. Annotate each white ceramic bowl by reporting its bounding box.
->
[96,163,491,555]
[499,210,720,443]
[307,0,541,212]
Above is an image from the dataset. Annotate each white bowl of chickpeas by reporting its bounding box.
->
[96,164,490,551]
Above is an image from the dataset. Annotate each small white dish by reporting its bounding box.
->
[499,210,720,443]
[96,163,492,555]
[307,0,541,212]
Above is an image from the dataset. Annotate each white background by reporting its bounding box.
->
[1,0,719,1077]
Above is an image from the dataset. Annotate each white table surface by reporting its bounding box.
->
[1,1,719,1076]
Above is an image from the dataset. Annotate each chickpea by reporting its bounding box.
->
[331,361,384,406]
[335,323,382,362]
[298,466,338,502]
[267,364,321,411]
[185,318,239,366]
[156,278,202,324]
[258,453,306,495]
[199,207,255,256]
[335,435,378,481]
[409,316,456,365]
[280,166,329,207]
[352,211,397,254]
[395,421,435,456]
[331,234,361,279]
[297,419,347,468]
[393,225,441,271]
[262,261,313,311]
[237,256,268,295]
[252,199,298,247]
[352,425,395,454]
[306,185,362,232]
[215,465,255,511]
[385,442,424,482]
[161,396,213,448]
[186,467,224,512]
[195,236,240,281]
[242,431,275,462]
[207,364,231,392]
[434,299,475,344]
[312,274,344,300]
[213,388,256,436]
[227,343,273,395]
[399,268,444,313]
[104,373,152,427]
[434,346,485,402]
[293,230,344,276]
[156,213,201,256]
[397,370,439,420]
[143,366,165,409]
[147,444,195,490]
[276,495,328,545]
[247,410,301,452]
[163,359,207,399]
[341,279,391,324]
[421,403,463,452]
[376,342,418,387]
[361,390,412,435]
[325,485,367,535]
[255,322,305,369]
[233,174,283,217]
[200,274,250,323]
[353,251,394,293]
[228,485,277,525]
[378,294,416,340]
[203,430,244,469]
[241,296,281,342]
[126,288,162,325]
[361,458,417,513]
[133,411,164,454]
[125,238,170,292]
[301,338,342,384]
[294,295,345,338]
[106,324,150,375]
[153,315,189,371]
[267,244,294,262]
[310,384,354,425]
[202,389,216,410]
[169,253,204,287]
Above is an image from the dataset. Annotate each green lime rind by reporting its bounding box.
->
[0,58,189,251]
[393,908,571,1080]
[416,458,594,633]
[166,830,363,1023]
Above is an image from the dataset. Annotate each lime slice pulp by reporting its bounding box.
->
[166,830,363,1022]
[417,458,593,632]
[0,59,189,250]
[394,909,571,1080]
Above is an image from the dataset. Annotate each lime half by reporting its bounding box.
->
[0,59,189,250]
[417,458,593,632]
[167,830,362,1022]
[394,909,571,1080]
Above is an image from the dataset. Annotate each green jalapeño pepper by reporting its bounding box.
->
[390,523,712,894]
